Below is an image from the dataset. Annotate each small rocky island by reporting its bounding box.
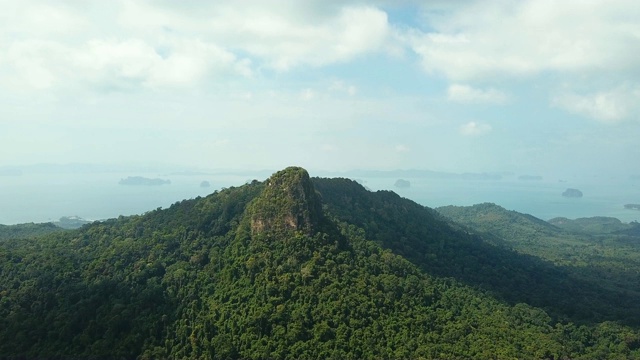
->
[562,188,583,198]
[394,179,411,188]
[119,176,171,186]
[200,180,211,188]
[625,204,640,211]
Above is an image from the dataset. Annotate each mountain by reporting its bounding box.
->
[319,186,640,325]
[1,167,639,359]
[438,203,640,321]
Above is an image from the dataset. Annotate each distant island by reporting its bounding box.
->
[625,204,640,210]
[200,180,211,188]
[518,175,542,181]
[562,188,583,198]
[119,176,171,186]
[394,179,411,188]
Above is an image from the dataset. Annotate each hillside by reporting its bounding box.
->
[549,216,640,235]
[1,168,639,359]
[0,222,64,240]
[438,203,640,320]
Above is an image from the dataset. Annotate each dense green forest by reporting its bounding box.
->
[0,222,64,240]
[1,167,640,359]
[437,203,640,320]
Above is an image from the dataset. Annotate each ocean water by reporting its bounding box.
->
[1,172,639,225]
[0,172,251,225]
[363,177,640,223]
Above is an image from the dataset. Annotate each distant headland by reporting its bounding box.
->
[119,176,171,186]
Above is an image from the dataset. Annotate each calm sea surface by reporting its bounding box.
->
[1,172,639,225]
[369,177,640,223]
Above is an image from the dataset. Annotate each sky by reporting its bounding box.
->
[1,0,639,177]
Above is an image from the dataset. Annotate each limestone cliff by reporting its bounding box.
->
[248,167,324,236]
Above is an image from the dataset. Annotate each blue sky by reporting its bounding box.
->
[1,0,639,177]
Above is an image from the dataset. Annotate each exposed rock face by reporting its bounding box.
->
[562,188,583,198]
[249,167,324,236]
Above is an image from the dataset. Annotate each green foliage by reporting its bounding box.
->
[438,203,640,324]
[0,222,64,240]
[549,216,636,234]
[1,171,639,358]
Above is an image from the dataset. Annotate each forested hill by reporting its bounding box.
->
[437,202,562,240]
[0,222,63,240]
[437,203,640,323]
[1,167,640,359]
[549,216,640,235]
[315,181,640,325]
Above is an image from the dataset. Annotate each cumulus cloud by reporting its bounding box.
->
[118,1,391,71]
[459,121,492,137]
[0,1,90,37]
[0,1,391,92]
[552,86,640,123]
[447,84,507,104]
[406,0,640,81]
[3,37,243,91]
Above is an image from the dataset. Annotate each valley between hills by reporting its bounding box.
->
[1,167,640,359]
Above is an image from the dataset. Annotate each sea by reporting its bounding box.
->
[1,171,639,225]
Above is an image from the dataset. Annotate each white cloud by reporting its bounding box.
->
[406,0,640,81]
[3,37,244,91]
[552,85,640,123]
[0,1,390,93]
[0,2,90,37]
[395,144,410,153]
[447,84,507,104]
[118,2,391,71]
[459,121,492,137]
[222,5,390,70]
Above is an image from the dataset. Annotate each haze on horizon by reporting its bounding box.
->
[1,1,639,179]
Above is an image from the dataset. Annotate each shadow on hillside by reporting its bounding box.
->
[312,177,640,326]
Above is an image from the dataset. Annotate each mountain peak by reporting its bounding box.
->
[249,167,323,236]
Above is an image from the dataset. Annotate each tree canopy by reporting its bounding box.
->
[1,168,640,359]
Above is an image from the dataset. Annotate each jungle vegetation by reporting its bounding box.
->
[1,167,640,359]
